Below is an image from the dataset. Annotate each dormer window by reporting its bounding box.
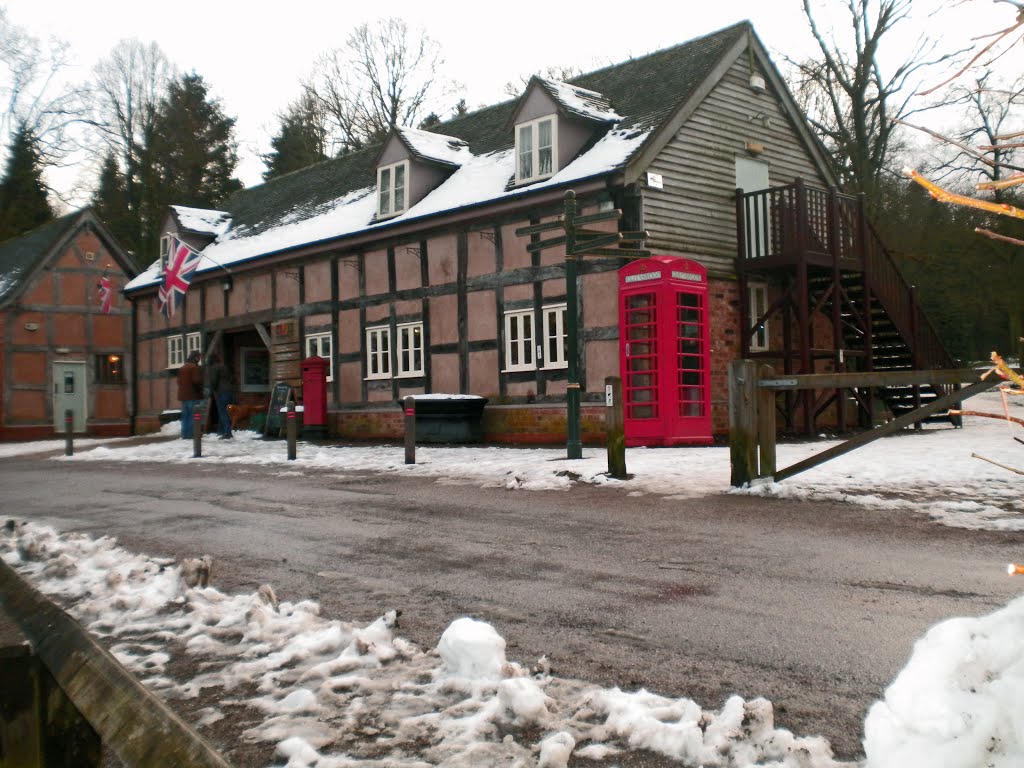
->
[159,234,171,265]
[378,160,408,218]
[516,116,557,184]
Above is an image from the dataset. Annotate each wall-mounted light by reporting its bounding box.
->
[745,141,765,155]
[220,274,233,292]
[24,322,38,331]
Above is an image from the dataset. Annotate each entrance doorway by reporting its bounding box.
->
[52,361,87,433]
[619,256,711,446]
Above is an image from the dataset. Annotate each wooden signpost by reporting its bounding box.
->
[515,190,650,459]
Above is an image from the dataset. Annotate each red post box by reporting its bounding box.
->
[301,356,329,434]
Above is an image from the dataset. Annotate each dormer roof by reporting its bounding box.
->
[527,77,621,124]
[393,127,471,168]
[170,206,232,237]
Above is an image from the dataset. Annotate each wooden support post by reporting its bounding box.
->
[404,396,416,465]
[757,364,777,479]
[192,411,202,459]
[729,359,759,487]
[0,560,232,768]
[64,409,73,457]
[286,401,297,461]
[605,376,627,480]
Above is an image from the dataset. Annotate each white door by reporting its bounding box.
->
[736,157,770,257]
[52,361,87,433]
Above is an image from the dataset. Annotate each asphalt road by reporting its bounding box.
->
[2,451,1022,760]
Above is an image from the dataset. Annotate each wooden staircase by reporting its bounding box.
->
[736,180,958,433]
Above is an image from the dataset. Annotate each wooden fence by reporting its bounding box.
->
[728,359,998,486]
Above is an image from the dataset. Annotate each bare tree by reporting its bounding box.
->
[788,0,958,202]
[90,39,174,221]
[503,65,584,99]
[303,18,458,154]
[0,8,84,169]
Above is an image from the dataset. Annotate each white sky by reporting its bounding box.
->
[4,0,1018,202]
[3,387,1023,766]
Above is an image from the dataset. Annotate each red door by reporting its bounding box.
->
[620,257,712,446]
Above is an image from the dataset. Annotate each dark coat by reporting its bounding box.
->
[207,361,233,396]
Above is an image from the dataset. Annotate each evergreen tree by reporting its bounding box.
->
[142,72,242,256]
[0,123,53,241]
[263,94,329,181]
[91,151,136,256]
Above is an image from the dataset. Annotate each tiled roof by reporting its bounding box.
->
[127,21,750,291]
[0,211,79,305]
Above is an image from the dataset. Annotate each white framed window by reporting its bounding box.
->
[377,160,408,218]
[167,334,184,368]
[504,309,536,371]
[160,234,171,266]
[541,304,568,369]
[305,332,334,381]
[185,332,202,359]
[366,325,391,380]
[515,116,556,184]
[396,322,424,377]
[748,284,769,352]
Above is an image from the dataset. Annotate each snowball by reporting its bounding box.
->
[537,731,575,768]
[498,677,549,724]
[437,617,507,680]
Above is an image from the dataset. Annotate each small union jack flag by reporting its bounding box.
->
[97,273,113,315]
[157,237,203,318]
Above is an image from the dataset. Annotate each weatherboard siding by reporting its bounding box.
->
[642,58,827,274]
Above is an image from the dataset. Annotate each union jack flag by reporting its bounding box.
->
[97,273,113,315]
[157,237,203,318]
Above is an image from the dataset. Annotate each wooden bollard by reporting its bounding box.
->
[605,376,627,479]
[192,410,202,458]
[404,396,416,465]
[64,409,73,457]
[286,401,297,461]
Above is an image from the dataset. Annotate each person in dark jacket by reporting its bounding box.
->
[177,350,204,439]
[206,352,234,439]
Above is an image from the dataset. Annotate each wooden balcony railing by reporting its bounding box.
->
[736,180,955,372]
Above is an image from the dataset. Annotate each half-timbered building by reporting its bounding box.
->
[125,22,952,445]
[0,209,136,440]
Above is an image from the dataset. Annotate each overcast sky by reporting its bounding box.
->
[3,0,1018,200]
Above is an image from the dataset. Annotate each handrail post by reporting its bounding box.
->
[757,364,777,479]
[829,188,846,431]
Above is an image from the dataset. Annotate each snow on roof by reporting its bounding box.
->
[398,127,470,167]
[172,206,231,236]
[125,127,649,292]
[539,78,621,123]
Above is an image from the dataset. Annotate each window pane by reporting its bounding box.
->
[518,126,533,179]
[379,168,391,215]
[538,120,553,175]
[394,164,406,211]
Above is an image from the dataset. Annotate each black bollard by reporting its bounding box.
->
[403,396,416,465]
[64,409,73,457]
[286,401,297,461]
[192,410,202,458]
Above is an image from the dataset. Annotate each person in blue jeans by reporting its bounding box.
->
[177,351,204,439]
[206,352,234,439]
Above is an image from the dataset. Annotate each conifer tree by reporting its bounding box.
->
[0,123,53,241]
[92,151,135,255]
[141,72,242,257]
[263,94,329,181]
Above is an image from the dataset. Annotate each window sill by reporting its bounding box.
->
[541,363,568,371]
[501,366,537,374]
[514,173,555,187]
[395,372,424,379]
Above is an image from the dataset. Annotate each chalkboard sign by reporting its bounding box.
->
[264,382,292,437]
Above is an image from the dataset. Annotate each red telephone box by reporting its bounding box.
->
[619,256,712,446]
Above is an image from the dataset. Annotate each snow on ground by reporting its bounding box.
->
[1,521,850,767]
[1,387,1023,766]
[7,387,1019,532]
